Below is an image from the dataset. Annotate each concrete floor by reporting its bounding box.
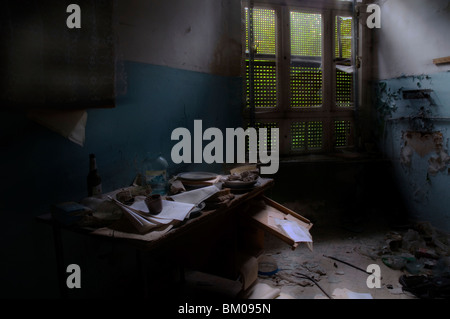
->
[169,196,449,301]
[258,230,415,299]
[255,201,418,300]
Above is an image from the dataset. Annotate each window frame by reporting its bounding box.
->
[242,0,357,156]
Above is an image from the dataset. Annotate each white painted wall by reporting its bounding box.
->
[116,0,242,76]
[374,0,450,80]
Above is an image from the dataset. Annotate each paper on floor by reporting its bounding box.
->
[332,288,373,299]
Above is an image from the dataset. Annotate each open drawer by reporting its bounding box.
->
[246,197,313,251]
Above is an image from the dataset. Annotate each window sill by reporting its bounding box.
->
[278,151,387,164]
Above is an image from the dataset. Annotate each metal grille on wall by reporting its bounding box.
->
[246,121,279,158]
[291,66,323,109]
[246,8,277,56]
[291,12,323,109]
[334,119,354,148]
[335,16,354,109]
[290,12,322,57]
[244,2,356,155]
[336,70,354,108]
[245,7,277,110]
[246,62,277,109]
[291,121,324,151]
[335,16,352,59]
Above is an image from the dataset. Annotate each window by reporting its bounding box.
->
[243,0,356,156]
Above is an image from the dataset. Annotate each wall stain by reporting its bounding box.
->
[210,34,242,77]
[401,131,450,176]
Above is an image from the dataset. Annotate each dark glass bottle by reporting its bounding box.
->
[87,154,102,197]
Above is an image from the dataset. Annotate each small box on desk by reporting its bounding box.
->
[51,202,92,226]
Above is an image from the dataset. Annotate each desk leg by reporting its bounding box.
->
[52,224,68,299]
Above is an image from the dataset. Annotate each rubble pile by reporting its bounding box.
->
[380,222,450,299]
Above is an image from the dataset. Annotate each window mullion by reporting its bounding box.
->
[278,6,290,115]
[322,9,334,152]
[322,9,334,114]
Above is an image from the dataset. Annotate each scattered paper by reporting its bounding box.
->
[130,199,195,221]
[245,283,281,300]
[108,196,195,234]
[273,218,312,243]
[169,185,221,205]
[115,202,166,234]
[332,288,373,300]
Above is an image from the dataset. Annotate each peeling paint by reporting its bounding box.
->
[400,144,414,167]
[402,132,441,157]
[400,131,450,176]
[373,0,450,230]
[429,150,450,176]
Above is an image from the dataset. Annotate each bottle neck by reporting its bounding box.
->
[89,157,97,172]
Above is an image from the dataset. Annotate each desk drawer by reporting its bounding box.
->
[247,197,313,251]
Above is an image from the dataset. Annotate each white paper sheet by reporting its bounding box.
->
[27,109,87,146]
[115,203,166,234]
[169,185,221,205]
[130,199,195,221]
[273,218,312,243]
[332,288,373,300]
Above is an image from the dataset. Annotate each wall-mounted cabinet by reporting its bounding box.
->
[0,0,125,111]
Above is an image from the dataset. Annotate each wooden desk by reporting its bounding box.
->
[37,178,275,298]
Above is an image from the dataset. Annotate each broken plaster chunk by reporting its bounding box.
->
[428,151,450,176]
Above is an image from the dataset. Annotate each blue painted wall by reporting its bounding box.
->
[0,60,243,297]
[372,0,450,232]
[375,71,450,231]
[0,0,244,298]
[1,61,243,212]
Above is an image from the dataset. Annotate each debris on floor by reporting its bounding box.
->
[378,222,450,298]
[315,288,373,300]
[258,215,450,299]
[262,258,334,299]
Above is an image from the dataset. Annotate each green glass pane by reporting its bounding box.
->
[247,122,279,154]
[307,121,323,149]
[291,121,323,151]
[335,120,352,148]
[291,66,323,108]
[335,16,352,59]
[291,122,306,151]
[336,70,353,108]
[245,8,276,55]
[291,12,322,57]
[246,61,277,108]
